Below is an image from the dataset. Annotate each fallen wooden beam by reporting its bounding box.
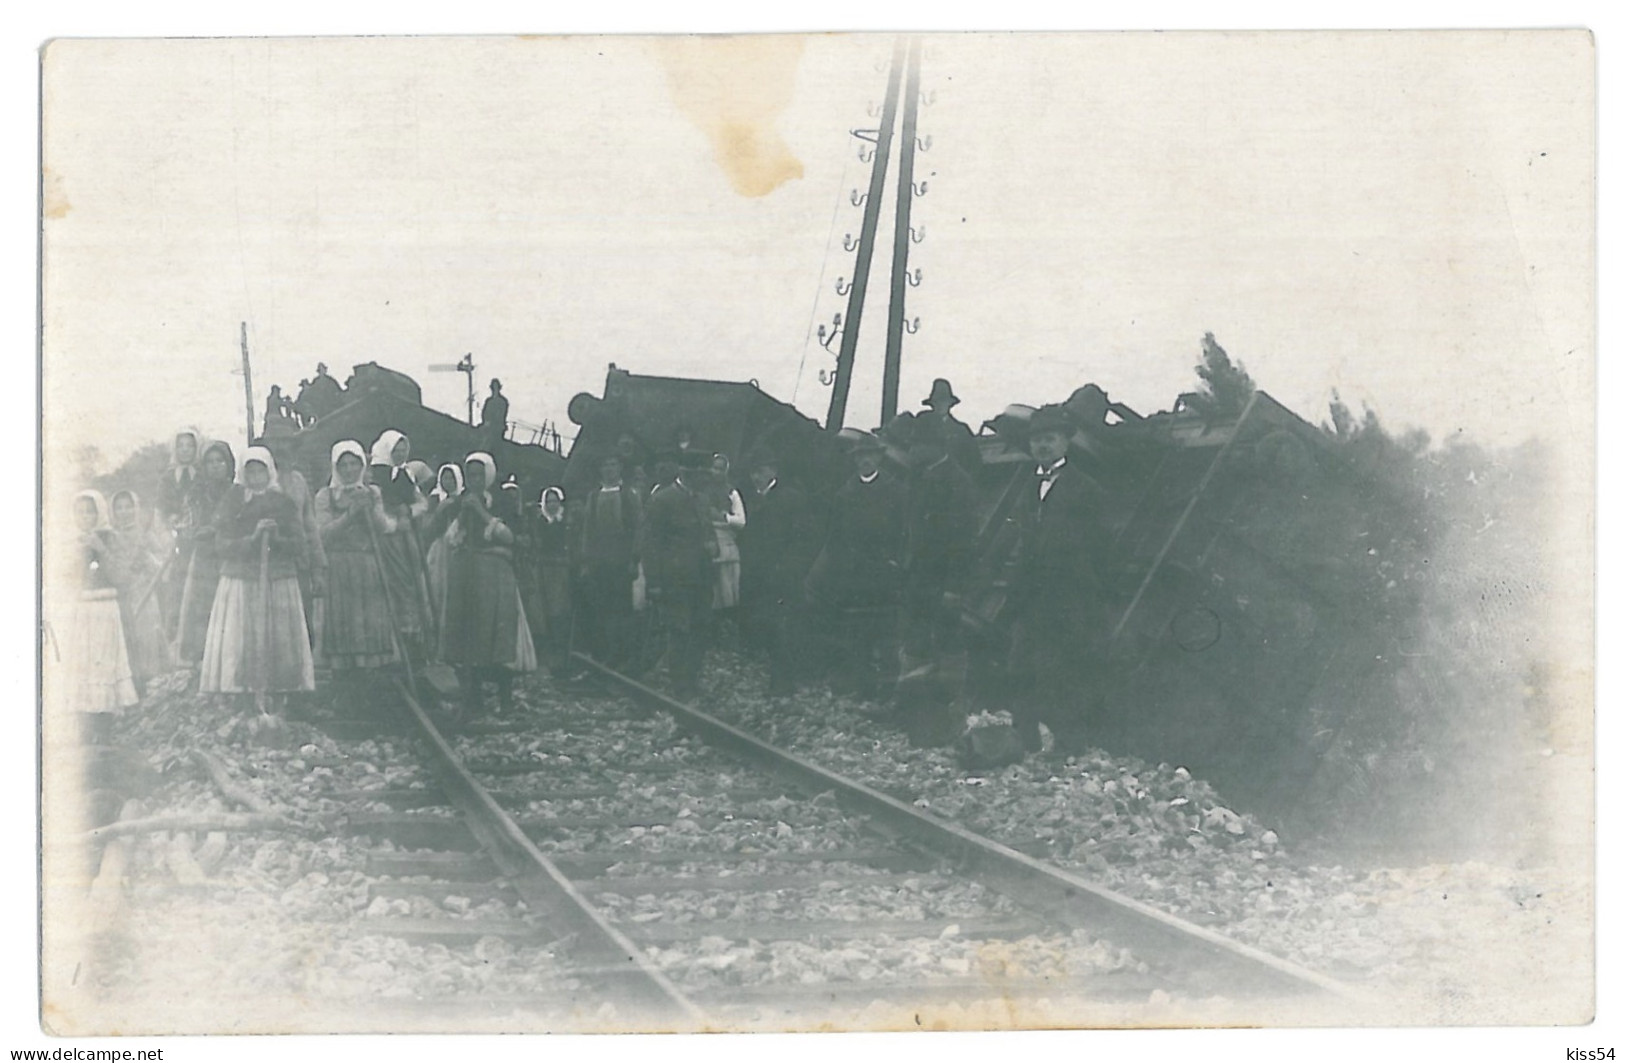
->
[82,812,303,843]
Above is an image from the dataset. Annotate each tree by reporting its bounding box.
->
[92,439,172,502]
[1183,332,1256,420]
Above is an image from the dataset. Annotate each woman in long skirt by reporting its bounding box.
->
[199,447,315,698]
[524,486,573,674]
[369,430,434,662]
[61,490,138,739]
[429,452,535,713]
[315,440,398,672]
[424,462,463,621]
[108,489,175,692]
[155,426,202,639]
[175,439,237,665]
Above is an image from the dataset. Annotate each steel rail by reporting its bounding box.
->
[572,654,1363,1002]
[391,679,705,1027]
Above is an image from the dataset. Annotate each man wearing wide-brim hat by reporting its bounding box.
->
[920,377,981,473]
[1005,403,1112,756]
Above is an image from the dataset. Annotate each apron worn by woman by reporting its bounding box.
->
[61,490,139,722]
[315,440,399,671]
[198,447,315,694]
[430,452,536,712]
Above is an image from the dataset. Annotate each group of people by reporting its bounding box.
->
[59,427,551,731]
[59,375,1112,758]
[560,377,1110,754]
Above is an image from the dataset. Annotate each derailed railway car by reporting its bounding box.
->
[564,365,847,497]
[965,387,1412,825]
[261,362,567,497]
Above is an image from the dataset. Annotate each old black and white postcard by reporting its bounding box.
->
[37,31,1595,1037]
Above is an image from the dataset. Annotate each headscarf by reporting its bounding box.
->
[168,426,203,478]
[540,486,565,523]
[463,452,497,498]
[73,489,113,533]
[496,480,522,522]
[328,439,369,491]
[109,489,142,534]
[431,463,464,503]
[237,445,281,499]
[370,429,408,469]
[198,439,237,486]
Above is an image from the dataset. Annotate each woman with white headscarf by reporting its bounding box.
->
[198,446,315,696]
[155,425,203,639]
[522,485,573,675]
[424,463,463,621]
[156,425,203,529]
[369,429,434,663]
[427,451,535,713]
[59,489,138,733]
[175,438,238,664]
[315,440,398,672]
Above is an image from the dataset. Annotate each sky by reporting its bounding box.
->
[42,31,1592,474]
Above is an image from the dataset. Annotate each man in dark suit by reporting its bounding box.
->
[1006,404,1112,755]
[895,414,979,744]
[575,454,642,667]
[741,450,816,695]
[807,431,908,698]
[641,452,716,698]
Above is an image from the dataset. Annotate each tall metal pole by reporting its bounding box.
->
[880,37,922,425]
[825,37,905,432]
[240,321,255,444]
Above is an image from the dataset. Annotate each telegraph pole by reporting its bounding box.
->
[880,37,923,425]
[240,321,255,444]
[825,37,905,432]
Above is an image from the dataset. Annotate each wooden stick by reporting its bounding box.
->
[193,749,275,814]
[257,525,273,714]
[129,550,175,618]
[365,499,417,691]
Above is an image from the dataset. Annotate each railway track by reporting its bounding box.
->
[332,657,1360,1029]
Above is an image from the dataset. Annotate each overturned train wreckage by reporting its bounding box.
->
[561,366,1412,829]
